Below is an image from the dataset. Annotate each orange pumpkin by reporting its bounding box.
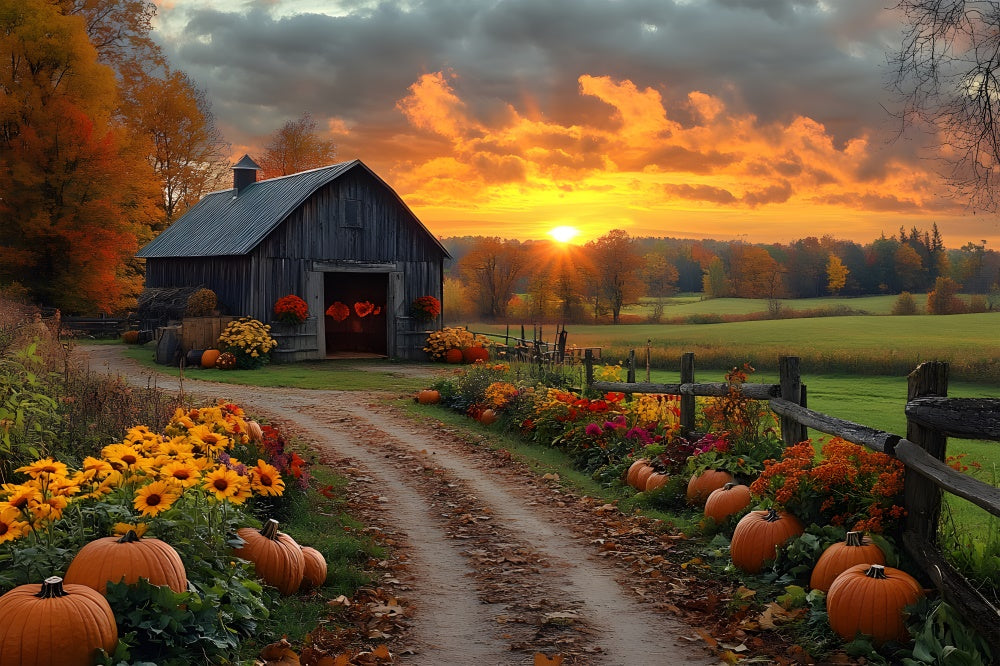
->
[246,420,264,444]
[233,519,305,595]
[64,530,187,594]
[300,546,328,591]
[625,459,650,488]
[444,348,463,364]
[827,563,924,644]
[645,472,669,491]
[634,465,655,491]
[0,576,118,666]
[200,348,221,368]
[704,482,752,524]
[462,346,489,363]
[810,531,886,592]
[686,469,734,505]
[479,409,498,425]
[417,389,441,404]
[730,508,804,574]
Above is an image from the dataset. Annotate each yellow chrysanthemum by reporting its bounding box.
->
[159,460,201,488]
[15,458,68,480]
[112,521,149,538]
[202,467,246,501]
[0,506,30,544]
[250,459,285,497]
[134,480,180,517]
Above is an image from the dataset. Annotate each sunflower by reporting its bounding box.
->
[1,483,40,512]
[159,460,201,488]
[78,456,114,480]
[29,494,68,524]
[134,480,180,517]
[157,436,196,458]
[202,467,246,501]
[0,506,29,544]
[112,521,149,538]
[188,424,231,456]
[101,443,152,473]
[15,458,68,480]
[124,425,163,452]
[250,459,285,497]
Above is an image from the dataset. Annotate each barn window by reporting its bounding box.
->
[342,199,364,228]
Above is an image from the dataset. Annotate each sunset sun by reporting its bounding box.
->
[549,226,580,243]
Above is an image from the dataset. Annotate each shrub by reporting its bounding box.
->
[218,317,277,369]
[122,330,140,344]
[185,288,218,317]
[423,326,490,361]
[926,277,966,314]
[891,291,919,315]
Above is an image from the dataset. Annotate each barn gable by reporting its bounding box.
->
[138,158,448,361]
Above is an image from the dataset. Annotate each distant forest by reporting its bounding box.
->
[439,226,1000,322]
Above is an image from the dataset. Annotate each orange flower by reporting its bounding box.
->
[326,301,350,321]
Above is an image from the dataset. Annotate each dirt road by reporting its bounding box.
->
[79,345,720,665]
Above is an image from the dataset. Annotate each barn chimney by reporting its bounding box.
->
[232,154,261,194]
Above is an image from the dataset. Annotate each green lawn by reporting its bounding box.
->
[627,293,913,316]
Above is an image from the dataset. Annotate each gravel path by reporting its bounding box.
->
[78,345,719,665]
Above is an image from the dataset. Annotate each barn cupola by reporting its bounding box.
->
[232,154,262,194]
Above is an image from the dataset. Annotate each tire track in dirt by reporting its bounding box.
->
[78,346,718,665]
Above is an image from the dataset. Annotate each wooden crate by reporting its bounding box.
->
[180,316,234,352]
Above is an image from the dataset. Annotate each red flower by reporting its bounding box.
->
[274,294,308,324]
[326,301,350,321]
[354,301,375,317]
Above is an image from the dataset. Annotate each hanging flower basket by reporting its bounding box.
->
[325,302,350,322]
[410,296,441,323]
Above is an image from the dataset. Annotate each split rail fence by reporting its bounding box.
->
[583,350,1000,653]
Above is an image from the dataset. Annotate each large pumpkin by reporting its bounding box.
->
[625,459,650,489]
[300,546,328,591]
[704,482,752,524]
[200,349,221,368]
[478,409,498,426]
[64,530,187,594]
[644,472,669,491]
[810,531,886,592]
[233,519,305,596]
[686,469,734,505]
[444,348,463,364]
[246,420,264,444]
[0,576,118,666]
[730,508,804,574]
[634,465,655,491]
[417,389,441,405]
[827,563,924,644]
[462,346,489,363]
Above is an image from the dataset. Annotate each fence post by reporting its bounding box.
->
[626,349,636,383]
[680,352,695,433]
[584,349,594,389]
[904,361,950,543]
[779,356,807,445]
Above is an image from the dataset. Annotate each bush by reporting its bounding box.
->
[218,317,277,369]
[892,291,920,315]
[926,277,966,315]
[185,288,218,317]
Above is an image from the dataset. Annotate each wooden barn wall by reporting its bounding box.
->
[144,257,255,317]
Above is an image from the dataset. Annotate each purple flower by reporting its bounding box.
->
[585,423,603,437]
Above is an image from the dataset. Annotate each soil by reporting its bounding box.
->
[78,345,726,665]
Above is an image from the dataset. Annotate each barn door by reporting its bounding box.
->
[388,271,403,358]
[323,272,388,356]
[305,270,325,357]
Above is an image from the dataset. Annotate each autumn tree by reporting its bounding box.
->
[728,244,782,299]
[702,258,731,299]
[458,238,527,320]
[926,277,966,314]
[259,114,337,179]
[586,230,644,324]
[826,254,849,295]
[894,243,924,292]
[0,0,159,313]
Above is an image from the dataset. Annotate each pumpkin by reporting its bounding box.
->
[444,348,463,364]
[0,576,118,666]
[300,546,328,591]
[64,530,187,594]
[246,420,264,444]
[704,482,752,523]
[810,531,886,592]
[730,508,804,574]
[827,563,924,644]
[479,409,498,426]
[462,346,489,363]
[625,459,650,488]
[201,348,221,368]
[216,351,238,369]
[417,389,441,404]
[645,472,669,491]
[634,465,655,491]
[233,519,305,595]
[686,469,734,505]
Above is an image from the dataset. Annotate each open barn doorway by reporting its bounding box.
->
[323,272,388,356]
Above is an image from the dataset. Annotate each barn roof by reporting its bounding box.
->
[137,159,449,259]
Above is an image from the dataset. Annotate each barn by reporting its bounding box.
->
[136,156,448,361]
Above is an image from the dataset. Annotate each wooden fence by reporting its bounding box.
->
[471,324,602,364]
[584,351,1000,653]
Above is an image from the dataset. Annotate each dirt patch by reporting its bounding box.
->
[76,346,720,664]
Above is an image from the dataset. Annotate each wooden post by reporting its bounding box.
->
[584,349,594,389]
[557,328,568,363]
[645,338,651,383]
[626,349,636,383]
[680,352,695,433]
[779,356,807,444]
[904,361,950,543]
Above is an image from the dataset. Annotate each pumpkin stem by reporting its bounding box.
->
[117,529,142,544]
[845,531,864,547]
[261,518,281,540]
[864,564,888,579]
[722,482,737,490]
[36,576,69,598]
[764,507,781,522]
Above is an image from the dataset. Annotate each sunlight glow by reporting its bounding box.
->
[549,226,580,243]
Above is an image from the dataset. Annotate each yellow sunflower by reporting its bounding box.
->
[78,456,114,480]
[202,467,246,501]
[1,483,41,512]
[15,458,68,480]
[250,459,285,497]
[134,480,180,517]
[29,494,68,524]
[112,521,149,538]
[101,443,153,474]
[159,460,201,488]
[188,424,231,456]
[0,506,29,544]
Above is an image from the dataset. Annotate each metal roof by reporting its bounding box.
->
[137,159,448,259]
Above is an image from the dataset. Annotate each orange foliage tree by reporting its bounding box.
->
[586,229,644,323]
[259,114,337,179]
[458,237,528,320]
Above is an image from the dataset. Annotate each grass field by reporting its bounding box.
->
[626,292,913,317]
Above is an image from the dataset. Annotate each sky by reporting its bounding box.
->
[150,0,1000,248]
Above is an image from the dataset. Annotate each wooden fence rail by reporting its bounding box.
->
[584,351,1000,653]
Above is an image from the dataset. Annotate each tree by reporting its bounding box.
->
[891,1,1000,211]
[457,238,527,320]
[259,114,337,179]
[0,0,159,313]
[894,244,924,292]
[586,230,644,324]
[728,244,782,299]
[702,258,731,299]
[826,254,849,295]
[926,277,966,314]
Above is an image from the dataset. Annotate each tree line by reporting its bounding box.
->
[0,1,336,314]
[442,227,1000,323]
